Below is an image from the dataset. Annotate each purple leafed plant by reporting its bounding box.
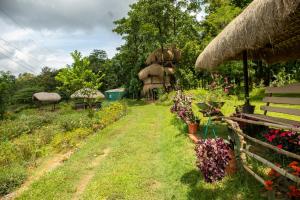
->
[195,138,231,183]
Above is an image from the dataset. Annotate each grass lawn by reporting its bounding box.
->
[17,102,264,200]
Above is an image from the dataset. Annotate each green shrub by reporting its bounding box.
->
[0,112,57,141]
[0,165,27,196]
[51,128,92,151]
[57,113,93,131]
[95,102,127,130]
[0,141,21,167]
[14,134,42,162]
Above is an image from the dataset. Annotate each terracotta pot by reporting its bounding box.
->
[225,148,237,175]
[188,123,198,135]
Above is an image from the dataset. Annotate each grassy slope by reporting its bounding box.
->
[17,103,263,200]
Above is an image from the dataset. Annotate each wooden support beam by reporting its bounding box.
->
[227,117,300,132]
[225,118,300,160]
[243,50,250,105]
[242,149,300,184]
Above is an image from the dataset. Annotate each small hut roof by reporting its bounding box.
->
[70,88,105,99]
[105,88,125,93]
[138,64,175,80]
[145,47,181,65]
[138,64,165,80]
[32,92,61,102]
[195,0,300,70]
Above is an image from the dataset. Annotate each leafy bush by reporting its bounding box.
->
[58,113,93,131]
[94,102,127,130]
[0,165,27,196]
[51,128,92,151]
[195,138,231,183]
[14,134,42,162]
[0,112,57,141]
[0,141,21,167]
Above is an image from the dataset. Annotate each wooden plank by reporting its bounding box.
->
[241,113,300,127]
[225,118,300,160]
[242,149,300,184]
[228,117,300,132]
[265,84,300,94]
[263,97,300,105]
[261,106,300,116]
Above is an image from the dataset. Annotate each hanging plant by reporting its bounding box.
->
[195,138,231,183]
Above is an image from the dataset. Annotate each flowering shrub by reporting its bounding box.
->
[265,161,300,199]
[195,138,231,183]
[171,90,196,124]
[263,129,300,153]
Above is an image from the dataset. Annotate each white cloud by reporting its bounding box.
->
[0,0,137,75]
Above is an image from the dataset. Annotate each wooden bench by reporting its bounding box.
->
[224,83,300,191]
[228,83,300,132]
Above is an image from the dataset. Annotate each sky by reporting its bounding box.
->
[0,0,137,75]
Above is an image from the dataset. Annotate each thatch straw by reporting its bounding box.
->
[145,47,181,65]
[142,76,171,84]
[105,88,125,93]
[195,0,300,70]
[70,88,105,99]
[138,64,165,80]
[32,92,61,102]
[142,83,171,94]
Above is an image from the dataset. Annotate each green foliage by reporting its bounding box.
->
[55,50,104,98]
[0,71,15,119]
[0,165,27,196]
[58,113,93,131]
[0,141,20,167]
[0,112,56,141]
[51,128,92,151]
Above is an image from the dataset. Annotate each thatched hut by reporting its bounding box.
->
[70,88,105,99]
[32,92,61,110]
[33,92,61,102]
[71,88,104,109]
[195,0,300,108]
[195,0,300,70]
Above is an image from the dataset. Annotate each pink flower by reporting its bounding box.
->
[277,144,283,149]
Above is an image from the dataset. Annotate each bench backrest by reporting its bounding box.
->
[262,83,300,116]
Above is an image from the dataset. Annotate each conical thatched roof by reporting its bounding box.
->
[138,64,175,80]
[195,0,300,70]
[32,92,61,102]
[145,47,181,65]
[70,88,105,99]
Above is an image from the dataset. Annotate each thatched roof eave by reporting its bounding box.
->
[195,0,300,70]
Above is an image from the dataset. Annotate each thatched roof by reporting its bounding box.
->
[105,88,125,93]
[142,83,171,94]
[195,0,300,70]
[142,76,171,84]
[70,88,105,99]
[138,64,175,80]
[145,47,181,65]
[32,92,61,102]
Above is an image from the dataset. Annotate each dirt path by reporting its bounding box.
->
[2,151,73,200]
[72,148,110,200]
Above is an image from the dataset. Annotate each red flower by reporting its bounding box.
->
[276,144,283,149]
[288,185,300,198]
[264,180,273,191]
[274,129,280,134]
[291,165,300,173]
[268,168,280,177]
[289,161,299,168]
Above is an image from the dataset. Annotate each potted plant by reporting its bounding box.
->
[187,115,200,135]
